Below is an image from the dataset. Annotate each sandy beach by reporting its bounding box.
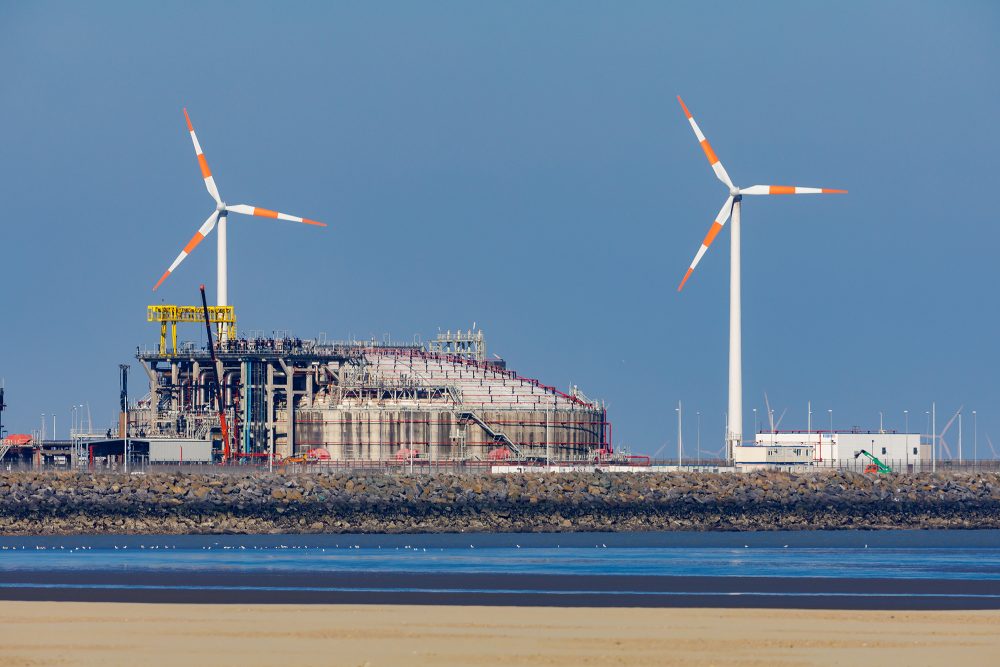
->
[0,602,997,667]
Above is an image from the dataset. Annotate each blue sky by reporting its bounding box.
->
[1,1,998,456]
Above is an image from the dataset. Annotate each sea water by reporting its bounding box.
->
[1,530,999,581]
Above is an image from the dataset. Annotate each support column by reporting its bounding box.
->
[170,362,179,412]
[727,197,743,463]
[214,359,225,417]
[216,211,229,340]
[266,363,275,461]
[240,361,247,456]
[278,359,294,458]
[141,362,158,426]
[192,361,201,411]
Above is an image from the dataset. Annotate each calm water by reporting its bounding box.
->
[2,531,999,581]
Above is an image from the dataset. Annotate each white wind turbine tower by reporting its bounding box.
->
[153,108,326,335]
[674,96,846,461]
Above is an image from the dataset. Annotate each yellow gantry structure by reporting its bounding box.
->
[148,305,237,355]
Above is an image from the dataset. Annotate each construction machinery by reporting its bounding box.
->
[854,449,892,475]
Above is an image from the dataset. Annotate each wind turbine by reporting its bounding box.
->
[674,96,846,461]
[153,108,326,329]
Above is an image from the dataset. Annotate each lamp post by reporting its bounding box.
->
[958,411,963,465]
[925,410,930,471]
[879,411,883,434]
[828,409,833,461]
[753,408,758,438]
[904,409,909,467]
[675,401,683,467]
[973,410,977,463]
[696,411,701,466]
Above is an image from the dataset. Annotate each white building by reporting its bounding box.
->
[734,431,930,471]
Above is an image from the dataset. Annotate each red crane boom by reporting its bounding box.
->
[199,284,231,462]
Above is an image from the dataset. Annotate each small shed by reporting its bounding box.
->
[148,439,213,463]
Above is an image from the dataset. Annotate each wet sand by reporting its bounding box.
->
[0,602,998,666]
[3,570,1000,609]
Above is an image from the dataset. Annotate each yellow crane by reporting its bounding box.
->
[148,305,236,355]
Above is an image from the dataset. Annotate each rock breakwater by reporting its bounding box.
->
[2,470,999,535]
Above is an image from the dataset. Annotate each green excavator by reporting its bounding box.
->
[854,449,892,474]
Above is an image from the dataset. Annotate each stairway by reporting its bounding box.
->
[457,411,522,458]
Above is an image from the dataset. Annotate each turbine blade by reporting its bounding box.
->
[228,204,326,227]
[740,185,847,195]
[152,211,220,291]
[985,433,998,459]
[677,196,734,292]
[775,407,788,431]
[677,96,734,189]
[183,108,222,204]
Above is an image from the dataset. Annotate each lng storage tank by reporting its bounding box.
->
[131,326,609,464]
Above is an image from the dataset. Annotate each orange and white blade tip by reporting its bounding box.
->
[153,270,171,291]
[745,185,849,195]
[766,186,848,195]
[241,205,326,226]
[677,96,692,119]
[677,268,694,292]
[183,108,194,131]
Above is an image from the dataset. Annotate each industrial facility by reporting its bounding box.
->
[0,108,609,470]
[0,104,958,475]
[128,322,609,465]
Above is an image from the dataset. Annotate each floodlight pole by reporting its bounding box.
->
[973,410,977,462]
[676,401,683,467]
[696,411,701,466]
[932,402,936,473]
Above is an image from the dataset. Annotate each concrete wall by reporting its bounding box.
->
[290,408,604,461]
